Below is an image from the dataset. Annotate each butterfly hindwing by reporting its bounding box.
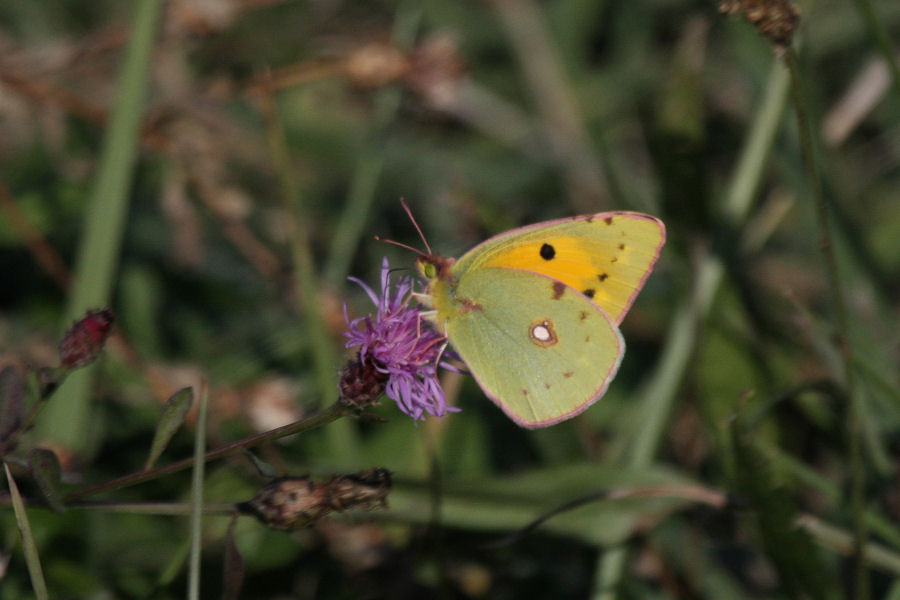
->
[444,267,623,428]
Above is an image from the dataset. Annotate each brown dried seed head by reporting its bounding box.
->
[719,0,800,48]
[240,469,392,531]
[241,476,326,531]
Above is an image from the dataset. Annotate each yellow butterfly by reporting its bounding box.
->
[416,211,665,428]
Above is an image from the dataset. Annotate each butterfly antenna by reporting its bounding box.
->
[374,235,426,257]
[400,198,432,255]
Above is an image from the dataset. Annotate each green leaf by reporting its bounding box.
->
[5,463,49,600]
[730,413,838,600]
[241,450,279,479]
[28,447,66,514]
[385,463,705,546]
[144,387,194,470]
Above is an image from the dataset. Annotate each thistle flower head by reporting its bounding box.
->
[342,258,458,422]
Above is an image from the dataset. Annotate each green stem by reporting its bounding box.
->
[0,369,66,458]
[784,47,868,600]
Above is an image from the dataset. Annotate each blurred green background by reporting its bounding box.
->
[1,0,899,598]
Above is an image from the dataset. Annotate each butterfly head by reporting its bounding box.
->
[416,254,455,283]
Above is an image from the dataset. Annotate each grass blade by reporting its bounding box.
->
[5,463,49,600]
[187,382,208,600]
[37,0,164,453]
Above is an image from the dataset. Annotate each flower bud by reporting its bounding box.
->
[59,308,114,369]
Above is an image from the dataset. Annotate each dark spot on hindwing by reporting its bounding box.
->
[603,217,613,225]
[618,243,626,250]
[551,281,566,299]
[598,273,609,282]
[583,288,596,299]
[563,371,573,378]
[539,243,555,260]
[579,311,588,321]
[459,298,483,313]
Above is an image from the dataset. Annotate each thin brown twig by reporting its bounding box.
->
[784,46,869,600]
[58,400,350,503]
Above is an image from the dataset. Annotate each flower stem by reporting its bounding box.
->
[62,400,350,502]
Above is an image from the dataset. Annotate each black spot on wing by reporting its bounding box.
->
[598,273,609,282]
[539,243,555,260]
[583,288,595,299]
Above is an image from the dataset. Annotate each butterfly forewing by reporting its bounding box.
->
[451,212,665,325]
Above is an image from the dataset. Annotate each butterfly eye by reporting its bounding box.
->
[417,259,437,279]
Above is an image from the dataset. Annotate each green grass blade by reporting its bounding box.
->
[187,384,208,600]
[322,1,421,287]
[5,463,49,600]
[37,0,164,453]
[597,56,791,599]
[730,416,837,599]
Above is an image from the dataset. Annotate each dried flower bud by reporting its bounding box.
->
[719,0,800,49]
[323,468,392,513]
[240,476,324,530]
[59,308,114,369]
[240,468,392,531]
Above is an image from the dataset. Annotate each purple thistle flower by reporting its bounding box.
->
[343,257,459,422]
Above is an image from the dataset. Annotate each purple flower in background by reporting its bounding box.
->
[342,258,458,422]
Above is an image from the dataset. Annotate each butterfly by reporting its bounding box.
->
[413,210,666,428]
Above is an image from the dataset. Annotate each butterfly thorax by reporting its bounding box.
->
[415,254,460,330]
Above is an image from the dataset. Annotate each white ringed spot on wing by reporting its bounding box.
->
[529,319,558,347]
